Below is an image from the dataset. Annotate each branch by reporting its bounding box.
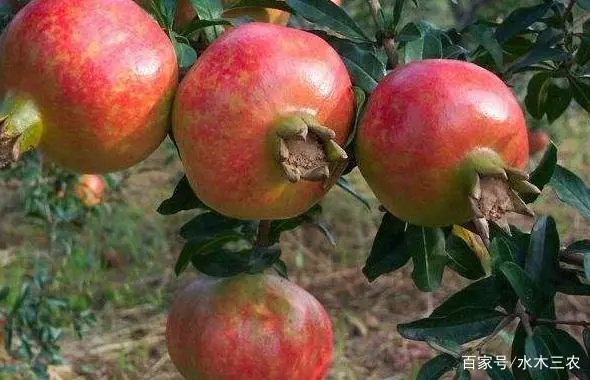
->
[256,220,272,248]
[534,318,590,328]
[365,0,398,67]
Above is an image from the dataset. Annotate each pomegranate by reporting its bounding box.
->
[0,0,178,173]
[356,59,539,242]
[74,174,106,207]
[166,274,333,380]
[172,23,354,220]
[528,129,550,156]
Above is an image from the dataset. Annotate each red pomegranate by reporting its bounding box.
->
[528,129,550,156]
[166,274,333,380]
[356,59,539,237]
[172,23,354,220]
[0,0,178,173]
[74,174,106,207]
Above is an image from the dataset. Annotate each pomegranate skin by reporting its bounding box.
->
[173,23,354,220]
[0,0,178,173]
[528,129,550,156]
[74,174,106,207]
[356,59,529,227]
[166,274,333,380]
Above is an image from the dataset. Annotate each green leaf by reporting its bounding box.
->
[469,24,503,69]
[346,86,366,148]
[362,213,410,282]
[431,276,505,317]
[549,165,590,221]
[579,0,590,10]
[402,21,444,62]
[445,234,486,280]
[555,270,590,295]
[526,216,560,296]
[191,247,251,277]
[247,245,282,274]
[575,36,590,66]
[485,355,514,380]
[508,45,569,73]
[180,212,245,241]
[391,0,407,31]
[523,142,557,204]
[398,307,506,344]
[569,77,590,112]
[182,18,232,36]
[0,286,8,302]
[224,0,293,12]
[190,0,225,42]
[495,2,552,42]
[546,83,572,123]
[532,326,569,380]
[157,176,208,215]
[525,72,552,120]
[150,0,177,29]
[286,0,371,41]
[583,329,589,353]
[336,177,370,210]
[416,354,458,380]
[272,259,289,278]
[176,233,245,276]
[550,328,590,380]
[408,226,447,292]
[512,323,533,380]
[499,262,551,315]
[489,237,516,271]
[313,31,385,93]
[268,205,322,244]
[172,38,198,69]
[525,329,560,380]
[453,368,471,380]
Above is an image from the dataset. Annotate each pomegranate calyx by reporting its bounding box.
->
[273,113,348,189]
[464,148,540,247]
[0,92,43,169]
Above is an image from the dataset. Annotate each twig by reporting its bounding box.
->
[534,318,590,327]
[256,220,271,248]
[365,0,398,67]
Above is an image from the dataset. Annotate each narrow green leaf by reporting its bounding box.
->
[179,212,245,242]
[172,39,198,69]
[525,330,561,380]
[336,177,370,210]
[485,355,514,380]
[247,245,282,274]
[175,234,244,276]
[431,276,504,317]
[523,142,557,204]
[453,368,471,380]
[575,36,590,66]
[550,328,590,380]
[564,240,590,281]
[0,286,8,302]
[495,2,552,42]
[555,270,590,295]
[268,205,322,244]
[500,262,551,315]
[189,0,224,42]
[525,72,552,120]
[508,45,569,73]
[391,0,406,31]
[416,354,458,380]
[546,83,572,123]
[224,0,293,13]
[313,31,384,93]
[286,0,371,41]
[182,18,232,36]
[398,307,506,344]
[549,165,590,221]
[583,329,589,353]
[346,86,366,148]
[362,213,410,282]
[157,176,208,215]
[445,234,486,280]
[569,77,590,112]
[526,216,560,297]
[512,323,533,380]
[470,24,503,69]
[489,237,515,271]
[191,248,250,277]
[408,226,447,292]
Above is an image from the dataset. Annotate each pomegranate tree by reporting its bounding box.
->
[166,274,333,380]
[172,22,354,220]
[0,0,178,173]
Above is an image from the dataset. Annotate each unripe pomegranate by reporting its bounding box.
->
[166,274,333,380]
[173,23,354,220]
[528,129,550,156]
[74,174,106,207]
[0,0,178,173]
[357,60,539,241]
